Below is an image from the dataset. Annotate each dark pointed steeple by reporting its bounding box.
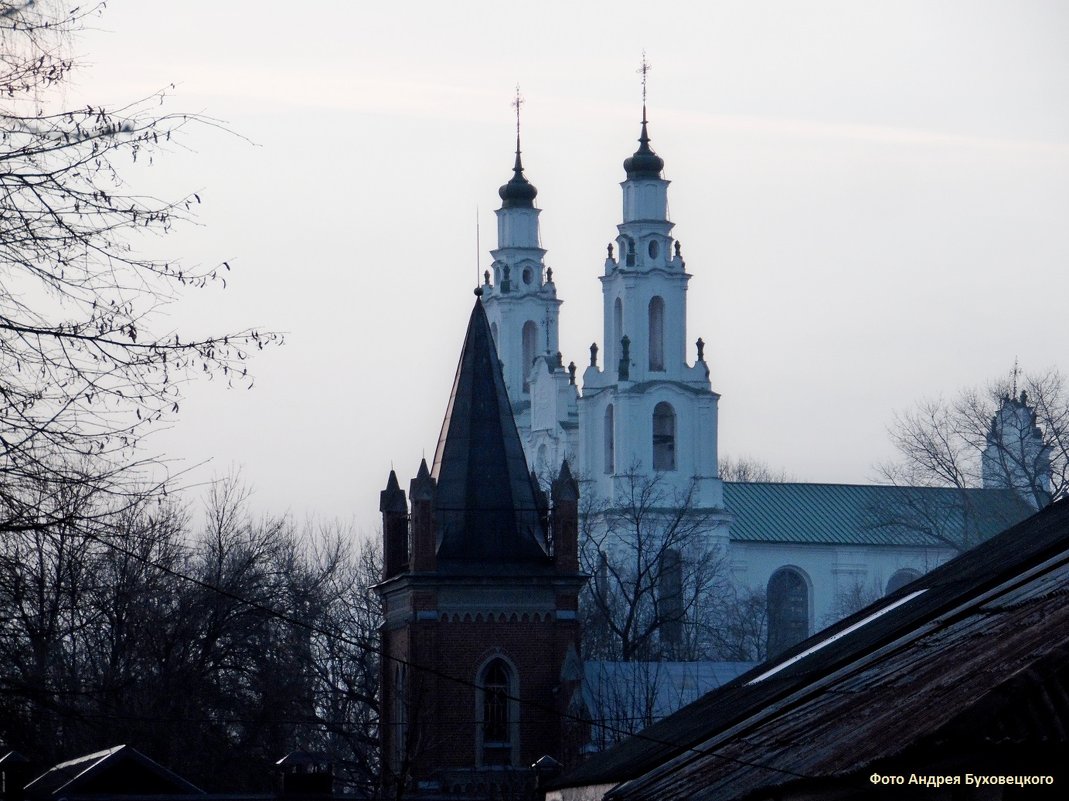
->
[431,298,549,563]
[552,459,579,504]
[379,469,406,513]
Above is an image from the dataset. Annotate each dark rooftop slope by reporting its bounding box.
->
[553,497,1069,800]
[24,744,204,797]
[431,297,549,565]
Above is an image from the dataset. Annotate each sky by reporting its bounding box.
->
[63,1,1069,536]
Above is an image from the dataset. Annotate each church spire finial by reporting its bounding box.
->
[512,84,525,171]
[499,85,538,208]
[639,51,651,128]
[623,52,664,179]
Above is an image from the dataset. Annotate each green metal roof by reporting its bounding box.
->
[722,481,1033,549]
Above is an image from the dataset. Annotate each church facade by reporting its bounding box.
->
[478,103,1041,658]
[372,101,1050,791]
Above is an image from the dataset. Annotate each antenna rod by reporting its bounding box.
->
[475,205,481,290]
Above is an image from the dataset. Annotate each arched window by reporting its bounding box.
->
[885,569,921,595]
[767,568,809,658]
[478,658,515,766]
[648,296,665,371]
[604,404,615,474]
[612,298,623,366]
[490,321,498,344]
[521,321,538,393]
[658,548,683,651]
[391,664,407,769]
[652,402,676,471]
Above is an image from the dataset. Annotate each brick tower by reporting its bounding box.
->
[376,295,586,799]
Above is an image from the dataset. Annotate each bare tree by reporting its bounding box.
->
[708,585,767,663]
[820,576,883,628]
[881,368,1066,517]
[0,476,385,793]
[579,467,727,662]
[0,1,279,535]
[305,533,383,796]
[718,456,790,483]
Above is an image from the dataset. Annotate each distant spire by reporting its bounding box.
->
[624,52,664,179]
[499,85,538,208]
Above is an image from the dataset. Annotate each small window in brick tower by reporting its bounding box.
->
[481,659,513,766]
[652,402,676,471]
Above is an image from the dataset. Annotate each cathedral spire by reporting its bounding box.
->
[432,296,549,563]
[499,85,538,208]
[624,53,665,180]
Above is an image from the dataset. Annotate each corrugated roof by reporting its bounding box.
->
[552,497,1069,800]
[723,481,1032,547]
[24,744,204,797]
[583,661,754,750]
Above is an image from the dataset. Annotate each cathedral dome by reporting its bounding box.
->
[499,149,538,209]
[623,119,664,179]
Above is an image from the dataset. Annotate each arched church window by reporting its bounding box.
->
[522,266,533,285]
[392,664,407,769]
[479,658,515,766]
[521,321,537,393]
[648,239,659,259]
[613,298,623,366]
[885,569,921,595]
[604,404,615,474]
[648,296,665,372]
[652,402,676,471]
[767,568,809,658]
[490,321,498,344]
[658,548,683,652]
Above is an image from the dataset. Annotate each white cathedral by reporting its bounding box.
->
[477,103,1046,657]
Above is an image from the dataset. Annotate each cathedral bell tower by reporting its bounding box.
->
[578,69,724,510]
[982,390,1053,510]
[479,93,564,448]
[376,296,585,799]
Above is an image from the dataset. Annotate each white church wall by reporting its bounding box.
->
[729,541,956,635]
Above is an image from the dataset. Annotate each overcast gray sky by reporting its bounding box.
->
[69,1,1069,535]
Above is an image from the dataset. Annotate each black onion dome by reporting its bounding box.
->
[623,118,664,179]
[498,145,538,209]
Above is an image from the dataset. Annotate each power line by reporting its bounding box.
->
[39,525,812,782]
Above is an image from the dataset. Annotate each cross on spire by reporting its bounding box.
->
[637,51,651,123]
[512,84,525,149]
